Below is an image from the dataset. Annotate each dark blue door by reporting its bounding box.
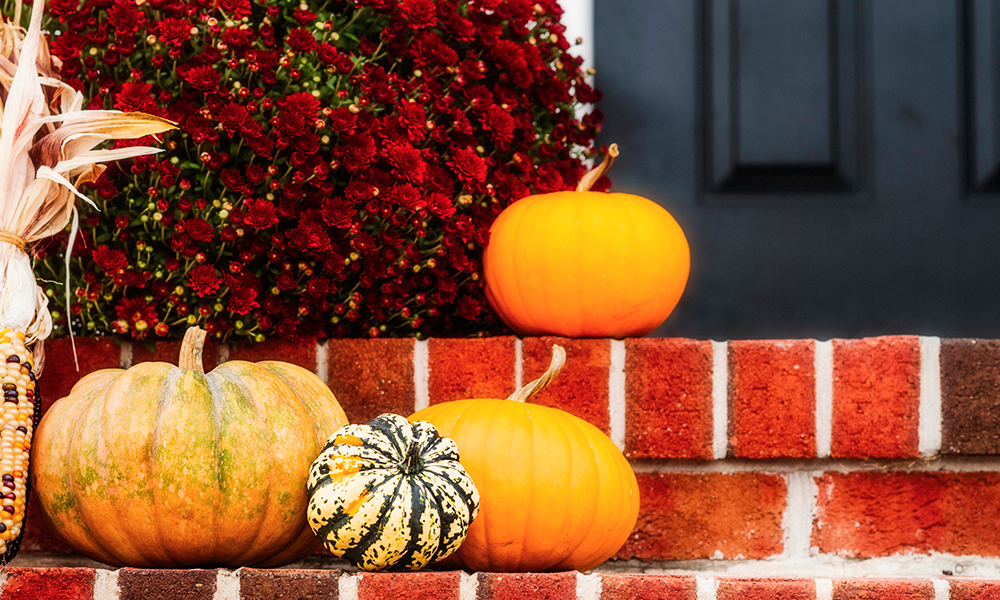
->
[594,0,1000,338]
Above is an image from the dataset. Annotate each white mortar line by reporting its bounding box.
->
[93,569,120,600]
[413,339,429,412]
[214,569,239,600]
[576,572,601,600]
[610,340,627,451]
[783,471,817,559]
[815,578,833,600]
[514,337,523,391]
[459,571,479,600]
[711,341,729,460]
[696,575,718,600]
[315,340,329,385]
[629,455,1000,473]
[814,340,833,458]
[600,553,998,578]
[339,572,361,600]
[933,578,950,600]
[119,340,133,369]
[919,336,942,457]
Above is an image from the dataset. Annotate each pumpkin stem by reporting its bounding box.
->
[506,344,566,403]
[400,439,423,474]
[178,326,208,373]
[575,143,619,193]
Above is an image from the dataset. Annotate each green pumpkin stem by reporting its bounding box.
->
[506,345,566,403]
[575,143,619,193]
[178,326,208,373]
[401,440,423,474]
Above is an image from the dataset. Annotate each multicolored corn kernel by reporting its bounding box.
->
[0,328,38,563]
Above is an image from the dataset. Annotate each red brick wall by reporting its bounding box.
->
[24,334,1000,569]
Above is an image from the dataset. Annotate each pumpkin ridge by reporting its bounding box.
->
[312,468,396,543]
[393,477,438,570]
[509,199,541,335]
[203,365,278,566]
[95,365,171,566]
[69,373,131,565]
[549,410,604,570]
[339,472,406,569]
[420,465,477,561]
[149,366,209,567]
[57,371,124,565]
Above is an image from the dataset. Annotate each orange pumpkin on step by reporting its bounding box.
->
[483,144,690,338]
[409,346,639,572]
[30,327,349,568]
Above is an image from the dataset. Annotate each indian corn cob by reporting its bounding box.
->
[0,0,175,563]
[0,329,36,561]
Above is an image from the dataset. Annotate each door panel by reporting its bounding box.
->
[594,0,1000,339]
[704,0,865,195]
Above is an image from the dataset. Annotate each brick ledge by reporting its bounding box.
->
[0,563,995,599]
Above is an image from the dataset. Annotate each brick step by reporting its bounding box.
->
[0,565,996,600]
[26,335,1000,575]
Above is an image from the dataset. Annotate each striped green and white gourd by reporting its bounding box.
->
[307,413,480,571]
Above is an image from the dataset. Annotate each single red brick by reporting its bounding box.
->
[729,340,816,458]
[476,572,576,600]
[812,472,1000,557]
[228,339,316,371]
[831,336,920,458]
[832,578,934,600]
[427,337,516,404]
[39,337,121,410]
[599,574,697,600]
[618,473,786,561]
[239,568,338,600]
[131,338,220,372]
[717,578,815,600]
[326,338,415,424]
[358,571,460,600]
[940,338,1000,454]
[522,337,610,434]
[117,568,216,600]
[940,472,1000,555]
[949,579,1000,599]
[814,472,945,557]
[0,567,94,600]
[624,338,713,459]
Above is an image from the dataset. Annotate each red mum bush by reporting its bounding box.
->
[35,0,605,344]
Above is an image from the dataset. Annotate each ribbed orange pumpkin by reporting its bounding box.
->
[409,346,639,572]
[30,327,349,568]
[483,144,690,338]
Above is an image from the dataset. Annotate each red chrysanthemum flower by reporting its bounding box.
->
[286,28,318,53]
[399,0,438,29]
[447,147,487,184]
[480,104,515,150]
[227,285,260,315]
[107,0,145,35]
[188,265,222,297]
[114,81,158,113]
[245,199,280,229]
[386,142,426,184]
[93,245,129,274]
[155,17,193,46]
[184,65,221,92]
[182,218,215,242]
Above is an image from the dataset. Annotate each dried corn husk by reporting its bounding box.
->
[0,0,176,368]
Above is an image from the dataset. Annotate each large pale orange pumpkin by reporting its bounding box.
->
[483,144,690,338]
[409,346,639,572]
[30,327,349,568]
